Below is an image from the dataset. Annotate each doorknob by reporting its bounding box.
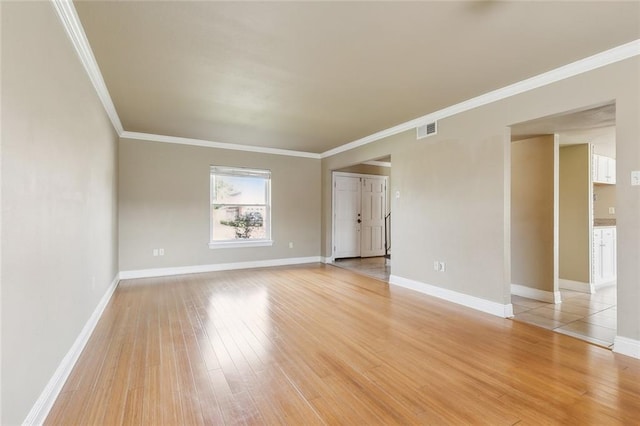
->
[357,219,362,223]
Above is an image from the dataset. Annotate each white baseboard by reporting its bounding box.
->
[389,274,513,318]
[119,256,323,280]
[613,336,640,360]
[595,279,616,290]
[24,274,120,425]
[511,283,561,304]
[559,279,594,294]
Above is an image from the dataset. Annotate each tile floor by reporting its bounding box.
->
[512,285,617,348]
[333,256,390,282]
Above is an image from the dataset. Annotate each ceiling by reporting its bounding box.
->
[74,1,640,154]
[511,103,616,145]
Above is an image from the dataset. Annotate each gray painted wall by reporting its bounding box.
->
[322,57,640,343]
[118,138,321,271]
[1,2,119,424]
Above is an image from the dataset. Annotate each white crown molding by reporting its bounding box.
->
[389,274,514,318]
[613,336,640,360]
[53,0,638,162]
[119,256,322,280]
[362,160,391,168]
[51,0,123,134]
[121,131,322,159]
[24,274,120,425]
[320,39,640,159]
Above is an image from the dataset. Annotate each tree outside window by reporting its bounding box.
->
[209,166,272,248]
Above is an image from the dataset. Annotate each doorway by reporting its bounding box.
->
[332,172,388,260]
[508,103,618,348]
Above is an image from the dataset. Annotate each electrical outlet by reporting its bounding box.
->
[439,262,446,272]
[153,249,158,256]
[289,242,294,248]
[159,248,165,256]
[608,207,615,214]
[632,171,640,186]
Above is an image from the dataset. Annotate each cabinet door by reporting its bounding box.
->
[607,158,616,184]
[598,155,609,183]
[592,154,600,182]
[593,229,603,282]
[601,228,616,281]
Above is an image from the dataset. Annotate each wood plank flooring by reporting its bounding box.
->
[46,264,640,425]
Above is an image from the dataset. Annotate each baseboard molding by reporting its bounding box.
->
[119,256,323,280]
[613,336,640,360]
[389,274,513,318]
[24,273,120,425]
[595,279,616,290]
[511,283,561,304]
[559,279,594,294]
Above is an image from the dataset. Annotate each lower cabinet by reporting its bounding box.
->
[593,227,616,285]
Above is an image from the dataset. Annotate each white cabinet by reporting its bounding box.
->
[592,154,616,184]
[593,227,616,285]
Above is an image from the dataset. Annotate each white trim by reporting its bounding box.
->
[50,0,123,134]
[23,274,120,425]
[119,256,322,280]
[320,39,640,159]
[595,279,617,290]
[208,240,274,249]
[362,160,391,168]
[121,131,321,159]
[511,283,561,304]
[559,279,594,294]
[389,274,514,318]
[613,336,640,360]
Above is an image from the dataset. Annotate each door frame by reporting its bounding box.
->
[331,171,389,262]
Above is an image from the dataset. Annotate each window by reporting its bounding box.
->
[209,166,272,248]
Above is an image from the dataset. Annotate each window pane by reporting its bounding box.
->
[212,175,267,205]
[211,205,267,241]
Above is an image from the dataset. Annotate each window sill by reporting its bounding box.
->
[208,240,274,249]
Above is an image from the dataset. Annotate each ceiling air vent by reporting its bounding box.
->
[416,121,437,139]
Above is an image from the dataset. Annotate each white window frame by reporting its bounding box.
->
[209,166,273,249]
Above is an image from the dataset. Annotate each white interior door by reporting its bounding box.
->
[360,176,387,257]
[333,175,361,258]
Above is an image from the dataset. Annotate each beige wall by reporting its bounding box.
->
[594,184,617,220]
[118,138,321,271]
[559,144,591,284]
[1,2,119,424]
[321,57,640,343]
[511,136,556,292]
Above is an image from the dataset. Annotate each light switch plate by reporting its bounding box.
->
[632,171,640,186]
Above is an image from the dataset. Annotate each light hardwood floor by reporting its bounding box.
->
[46,264,640,425]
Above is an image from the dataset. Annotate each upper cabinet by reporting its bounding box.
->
[592,154,616,184]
